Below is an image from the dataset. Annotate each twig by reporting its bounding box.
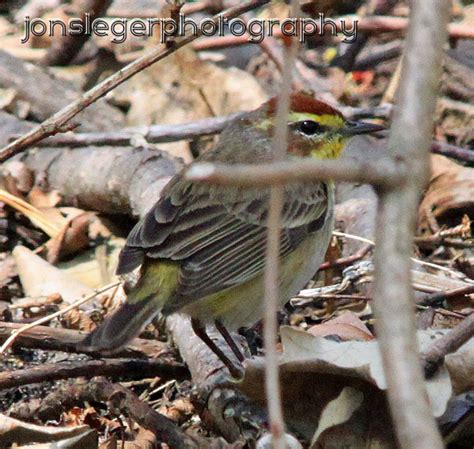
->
[418,284,474,307]
[262,3,300,446]
[431,140,474,163]
[26,114,240,148]
[318,242,373,271]
[371,1,449,448]
[0,321,171,358]
[0,0,269,163]
[16,119,473,164]
[422,313,474,378]
[0,358,188,390]
[0,281,120,354]
[333,231,472,282]
[186,158,405,188]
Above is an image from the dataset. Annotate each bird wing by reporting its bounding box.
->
[117,176,329,307]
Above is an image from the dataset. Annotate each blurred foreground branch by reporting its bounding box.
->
[371,1,450,448]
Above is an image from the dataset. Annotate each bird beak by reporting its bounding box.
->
[342,120,385,136]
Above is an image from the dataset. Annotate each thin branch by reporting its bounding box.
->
[24,114,240,148]
[186,158,405,188]
[419,284,474,307]
[431,140,474,163]
[318,242,373,271]
[371,1,449,448]
[0,358,188,390]
[422,313,474,378]
[0,0,269,163]
[0,281,120,354]
[15,121,473,163]
[262,2,300,445]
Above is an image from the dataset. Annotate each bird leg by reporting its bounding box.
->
[191,318,243,378]
[215,319,245,363]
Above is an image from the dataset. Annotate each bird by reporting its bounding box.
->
[80,92,384,377]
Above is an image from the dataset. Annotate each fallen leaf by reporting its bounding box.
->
[308,311,374,341]
[418,155,474,234]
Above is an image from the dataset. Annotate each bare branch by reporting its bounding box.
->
[422,313,474,378]
[0,358,188,390]
[0,321,172,359]
[0,0,269,163]
[371,1,450,448]
[186,158,405,188]
[262,2,300,447]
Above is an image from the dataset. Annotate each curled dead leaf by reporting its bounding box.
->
[418,155,474,234]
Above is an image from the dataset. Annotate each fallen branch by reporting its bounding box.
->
[0,0,269,163]
[0,358,188,391]
[419,284,474,307]
[41,0,113,66]
[431,140,474,163]
[422,313,474,378]
[24,114,239,148]
[0,50,123,131]
[0,321,172,359]
[9,378,200,448]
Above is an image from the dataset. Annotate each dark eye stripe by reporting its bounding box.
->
[297,120,326,135]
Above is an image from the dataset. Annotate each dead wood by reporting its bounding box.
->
[2,145,182,218]
[0,321,171,359]
[10,378,200,448]
[422,313,474,378]
[0,50,124,131]
[41,0,114,67]
[0,357,188,390]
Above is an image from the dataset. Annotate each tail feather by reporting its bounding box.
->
[78,294,158,353]
[79,260,179,354]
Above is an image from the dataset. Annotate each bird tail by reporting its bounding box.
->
[78,261,178,354]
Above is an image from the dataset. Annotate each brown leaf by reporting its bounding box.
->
[45,212,94,264]
[308,311,374,341]
[418,155,474,234]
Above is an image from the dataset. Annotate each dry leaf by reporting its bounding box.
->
[308,311,374,341]
[418,155,474,234]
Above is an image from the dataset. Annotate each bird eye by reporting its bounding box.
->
[297,120,325,135]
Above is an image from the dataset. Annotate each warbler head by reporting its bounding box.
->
[253,92,384,160]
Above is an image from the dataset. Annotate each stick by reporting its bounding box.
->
[0,358,188,390]
[371,1,449,448]
[422,313,474,378]
[186,157,405,188]
[261,2,300,445]
[0,321,171,359]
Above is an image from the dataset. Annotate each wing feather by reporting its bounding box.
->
[117,177,329,309]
